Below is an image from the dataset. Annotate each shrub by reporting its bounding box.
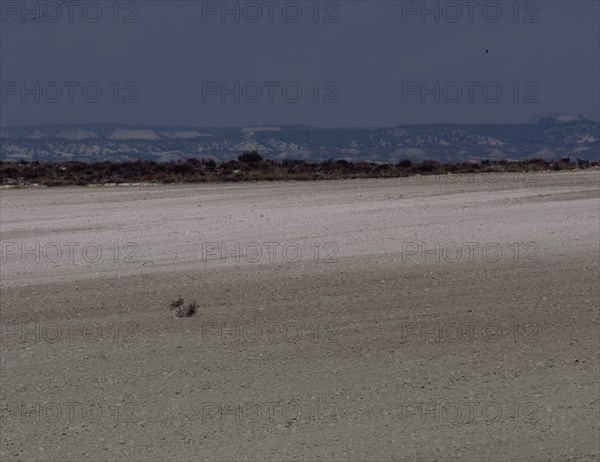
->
[170,297,197,318]
[203,159,217,169]
[238,151,263,163]
[418,160,441,173]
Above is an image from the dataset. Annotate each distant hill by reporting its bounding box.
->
[1,116,598,163]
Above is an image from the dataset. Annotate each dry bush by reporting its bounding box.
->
[170,297,197,318]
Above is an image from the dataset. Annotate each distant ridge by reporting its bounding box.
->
[2,116,598,163]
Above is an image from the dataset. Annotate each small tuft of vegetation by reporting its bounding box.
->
[170,297,197,318]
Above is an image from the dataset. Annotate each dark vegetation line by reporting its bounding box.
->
[1,151,597,187]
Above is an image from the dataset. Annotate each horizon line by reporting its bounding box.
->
[2,118,599,131]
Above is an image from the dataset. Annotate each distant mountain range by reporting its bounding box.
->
[1,115,598,163]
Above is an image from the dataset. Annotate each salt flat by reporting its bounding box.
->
[1,171,599,461]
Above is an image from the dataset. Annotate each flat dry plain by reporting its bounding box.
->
[1,170,599,461]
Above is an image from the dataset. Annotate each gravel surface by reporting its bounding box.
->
[1,171,599,461]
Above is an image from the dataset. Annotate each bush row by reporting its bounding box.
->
[1,152,597,187]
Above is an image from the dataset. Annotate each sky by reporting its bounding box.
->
[1,0,599,128]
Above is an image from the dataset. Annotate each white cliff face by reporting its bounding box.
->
[109,129,161,140]
[555,114,584,124]
[25,130,48,139]
[159,131,213,139]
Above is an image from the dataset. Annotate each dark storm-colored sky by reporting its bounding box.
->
[1,0,599,127]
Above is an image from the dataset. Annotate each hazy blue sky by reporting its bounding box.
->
[1,0,599,127]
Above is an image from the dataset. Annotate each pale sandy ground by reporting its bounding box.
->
[0,171,598,461]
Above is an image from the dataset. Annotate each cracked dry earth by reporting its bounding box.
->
[1,171,599,461]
